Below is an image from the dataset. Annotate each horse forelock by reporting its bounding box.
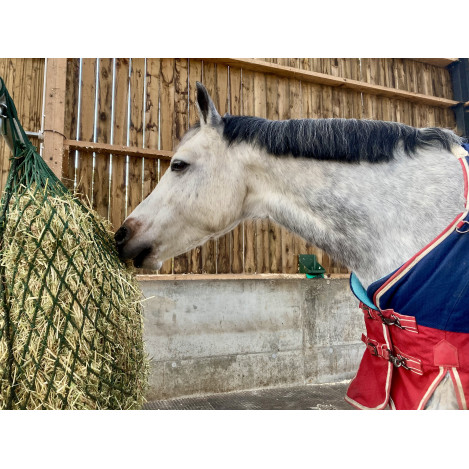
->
[221,115,463,163]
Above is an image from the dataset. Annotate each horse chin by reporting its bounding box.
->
[132,251,162,270]
[138,257,163,270]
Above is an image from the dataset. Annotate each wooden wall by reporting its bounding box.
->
[0,58,45,194]
[0,58,458,275]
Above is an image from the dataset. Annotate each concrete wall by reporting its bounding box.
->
[139,276,365,401]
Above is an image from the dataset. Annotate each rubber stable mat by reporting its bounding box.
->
[143,381,354,410]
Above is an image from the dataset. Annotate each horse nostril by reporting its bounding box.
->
[114,225,130,246]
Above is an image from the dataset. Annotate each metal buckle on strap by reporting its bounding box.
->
[386,349,410,370]
[362,303,405,329]
[378,312,404,329]
[362,335,422,373]
[366,342,379,356]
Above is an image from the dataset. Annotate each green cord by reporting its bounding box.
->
[0,76,147,409]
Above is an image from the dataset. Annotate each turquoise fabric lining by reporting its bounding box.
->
[350,272,379,310]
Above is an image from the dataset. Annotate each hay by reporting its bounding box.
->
[0,184,148,410]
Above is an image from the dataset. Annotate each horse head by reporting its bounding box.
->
[115,83,247,269]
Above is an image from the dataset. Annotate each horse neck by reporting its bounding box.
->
[240,144,465,288]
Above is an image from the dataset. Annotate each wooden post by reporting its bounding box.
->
[43,58,68,179]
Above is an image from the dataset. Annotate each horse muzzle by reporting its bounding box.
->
[115,221,155,268]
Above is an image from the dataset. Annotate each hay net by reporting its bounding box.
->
[0,77,147,410]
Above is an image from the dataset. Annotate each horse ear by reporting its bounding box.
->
[196,82,221,127]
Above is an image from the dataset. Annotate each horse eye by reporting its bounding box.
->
[171,160,189,172]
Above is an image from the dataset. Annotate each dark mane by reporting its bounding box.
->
[221,115,462,163]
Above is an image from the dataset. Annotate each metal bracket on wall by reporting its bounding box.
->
[24,131,43,140]
[449,58,469,138]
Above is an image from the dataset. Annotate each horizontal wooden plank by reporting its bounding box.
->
[412,58,459,67]
[137,273,350,281]
[199,58,460,108]
[64,139,174,160]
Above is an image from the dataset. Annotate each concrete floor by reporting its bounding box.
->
[143,381,354,410]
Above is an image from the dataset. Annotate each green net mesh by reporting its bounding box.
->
[0,77,148,410]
